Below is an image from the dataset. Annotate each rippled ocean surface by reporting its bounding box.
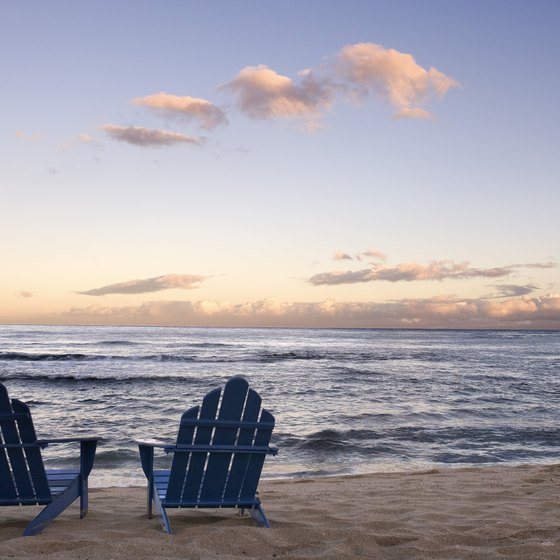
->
[1,325,559,486]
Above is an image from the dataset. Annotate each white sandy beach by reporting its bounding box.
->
[1,464,559,559]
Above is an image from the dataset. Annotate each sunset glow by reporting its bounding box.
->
[1,1,558,329]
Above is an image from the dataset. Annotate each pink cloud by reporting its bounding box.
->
[336,42,461,117]
[132,93,227,129]
[223,65,334,124]
[223,43,458,124]
[362,249,387,261]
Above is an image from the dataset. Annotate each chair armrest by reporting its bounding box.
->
[136,439,175,479]
[135,438,173,449]
[80,439,99,479]
[36,436,101,446]
[36,437,100,478]
[164,444,280,455]
[136,440,279,478]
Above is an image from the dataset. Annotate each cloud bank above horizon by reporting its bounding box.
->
[61,251,559,328]
[52,292,560,329]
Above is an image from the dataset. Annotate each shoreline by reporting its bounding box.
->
[89,458,560,488]
[2,463,559,559]
[91,460,560,489]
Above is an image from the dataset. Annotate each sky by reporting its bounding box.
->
[1,0,559,329]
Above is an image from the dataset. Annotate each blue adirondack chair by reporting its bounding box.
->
[0,382,99,536]
[137,376,278,534]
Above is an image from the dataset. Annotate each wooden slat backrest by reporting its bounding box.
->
[239,407,274,501]
[0,384,51,503]
[0,384,18,501]
[199,376,248,502]
[12,400,51,499]
[222,386,262,502]
[165,407,197,501]
[166,388,220,502]
[165,377,275,505]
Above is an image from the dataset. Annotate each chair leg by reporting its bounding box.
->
[24,480,80,536]
[248,504,271,528]
[80,476,89,518]
[152,485,172,534]
[147,479,154,518]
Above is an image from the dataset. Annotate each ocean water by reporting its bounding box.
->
[1,325,559,487]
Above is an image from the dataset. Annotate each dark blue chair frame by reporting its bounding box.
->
[137,376,278,534]
[0,383,99,536]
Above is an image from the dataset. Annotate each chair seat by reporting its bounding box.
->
[0,470,80,506]
[46,469,81,496]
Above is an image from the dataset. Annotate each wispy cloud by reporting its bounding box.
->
[394,108,433,120]
[102,124,200,147]
[60,132,100,151]
[57,293,560,329]
[491,284,538,298]
[309,260,557,286]
[513,261,558,269]
[78,274,207,296]
[362,249,387,261]
[132,93,228,129]
[15,131,40,141]
[333,249,387,261]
